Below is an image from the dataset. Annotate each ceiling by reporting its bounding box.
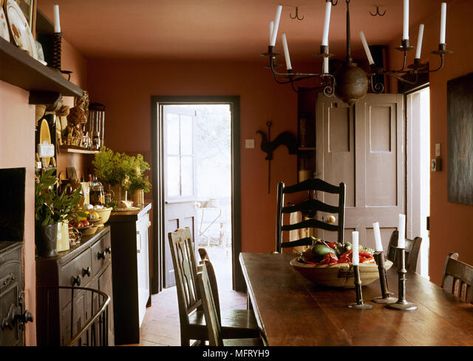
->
[38,0,439,61]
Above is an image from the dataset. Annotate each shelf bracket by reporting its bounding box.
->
[29,91,61,106]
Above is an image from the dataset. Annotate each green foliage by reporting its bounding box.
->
[129,154,152,193]
[93,147,151,193]
[35,169,82,226]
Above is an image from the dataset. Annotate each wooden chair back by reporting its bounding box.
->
[387,230,422,273]
[168,228,201,330]
[276,178,346,252]
[441,253,473,303]
[198,248,221,320]
[196,264,223,346]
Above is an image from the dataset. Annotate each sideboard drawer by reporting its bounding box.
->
[59,249,92,287]
[91,231,112,277]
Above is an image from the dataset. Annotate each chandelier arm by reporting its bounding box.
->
[428,53,445,73]
[384,71,419,86]
[369,73,385,93]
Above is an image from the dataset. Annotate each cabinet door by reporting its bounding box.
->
[136,213,150,326]
[98,265,114,345]
[316,94,404,248]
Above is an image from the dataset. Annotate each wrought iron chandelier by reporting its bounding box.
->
[263,0,451,105]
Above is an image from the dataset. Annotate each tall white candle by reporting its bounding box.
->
[321,1,332,47]
[415,24,424,59]
[398,214,406,249]
[270,5,283,47]
[281,33,292,71]
[403,0,409,41]
[440,2,447,44]
[352,231,359,266]
[323,56,329,74]
[54,4,61,33]
[269,21,274,45]
[373,222,383,252]
[360,32,374,65]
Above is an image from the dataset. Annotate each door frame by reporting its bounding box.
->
[151,96,243,293]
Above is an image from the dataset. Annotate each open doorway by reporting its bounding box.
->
[406,87,430,279]
[151,96,242,295]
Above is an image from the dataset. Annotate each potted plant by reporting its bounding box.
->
[129,154,152,207]
[93,147,135,206]
[35,169,81,257]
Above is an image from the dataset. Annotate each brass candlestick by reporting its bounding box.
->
[348,265,373,310]
[386,248,417,311]
[372,251,397,304]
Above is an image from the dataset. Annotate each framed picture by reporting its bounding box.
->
[14,0,36,36]
[447,72,473,205]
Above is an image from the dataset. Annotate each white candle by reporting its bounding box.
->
[440,2,447,44]
[403,0,409,41]
[323,56,329,74]
[54,4,61,33]
[321,1,332,47]
[398,214,406,249]
[373,222,383,252]
[360,31,374,65]
[352,231,359,266]
[415,24,424,59]
[270,5,283,47]
[269,21,274,45]
[281,33,292,71]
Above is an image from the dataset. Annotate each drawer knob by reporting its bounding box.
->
[82,267,91,277]
[105,247,112,255]
[97,251,106,260]
[71,275,81,287]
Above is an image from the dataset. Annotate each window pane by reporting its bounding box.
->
[166,156,180,197]
[166,113,180,155]
[181,156,193,197]
[180,115,193,155]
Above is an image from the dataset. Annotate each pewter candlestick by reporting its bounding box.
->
[386,248,417,311]
[348,265,373,310]
[372,251,397,304]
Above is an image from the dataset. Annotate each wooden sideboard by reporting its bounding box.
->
[36,226,113,345]
[108,203,151,345]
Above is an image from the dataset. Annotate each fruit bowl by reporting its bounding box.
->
[290,257,393,288]
[79,225,98,236]
[93,207,113,225]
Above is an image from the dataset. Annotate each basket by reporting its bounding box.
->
[290,257,393,288]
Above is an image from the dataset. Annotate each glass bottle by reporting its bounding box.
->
[89,176,105,206]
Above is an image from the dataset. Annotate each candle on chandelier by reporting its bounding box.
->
[415,24,424,59]
[440,2,447,44]
[323,56,329,74]
[281,33,292,71]
[352,231,359,266]
[321,1,332,47]
[270,4,283,47]
[54,4,61,33]
[360,31,374,65]
[269,21,274,45]
[398,214,406,249]
[373,222,383,252]
[402,0,409,41]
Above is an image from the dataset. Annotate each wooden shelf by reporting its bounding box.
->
[59,146,99,154]
[0,37,83,103]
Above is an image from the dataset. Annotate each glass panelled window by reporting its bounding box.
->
[165,110,194,199]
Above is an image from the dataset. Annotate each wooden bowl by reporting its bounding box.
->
[290,257,393,288]
[80,225,98,236]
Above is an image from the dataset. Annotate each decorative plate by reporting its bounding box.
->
[5,0,37,58]
[0,7,10,42]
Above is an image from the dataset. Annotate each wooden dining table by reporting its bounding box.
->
[240,252,473,346]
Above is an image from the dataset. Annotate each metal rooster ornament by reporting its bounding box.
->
[257,121,297,193]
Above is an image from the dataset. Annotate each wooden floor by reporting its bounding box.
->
[139,246,248,346]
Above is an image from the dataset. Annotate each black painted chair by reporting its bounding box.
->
[441,252,473,303]
[387,230,422,273]
[275,178,346,253]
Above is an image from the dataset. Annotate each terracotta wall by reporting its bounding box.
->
[0,38,86,345]
[389,0,473,284]
[87,60,297,253]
